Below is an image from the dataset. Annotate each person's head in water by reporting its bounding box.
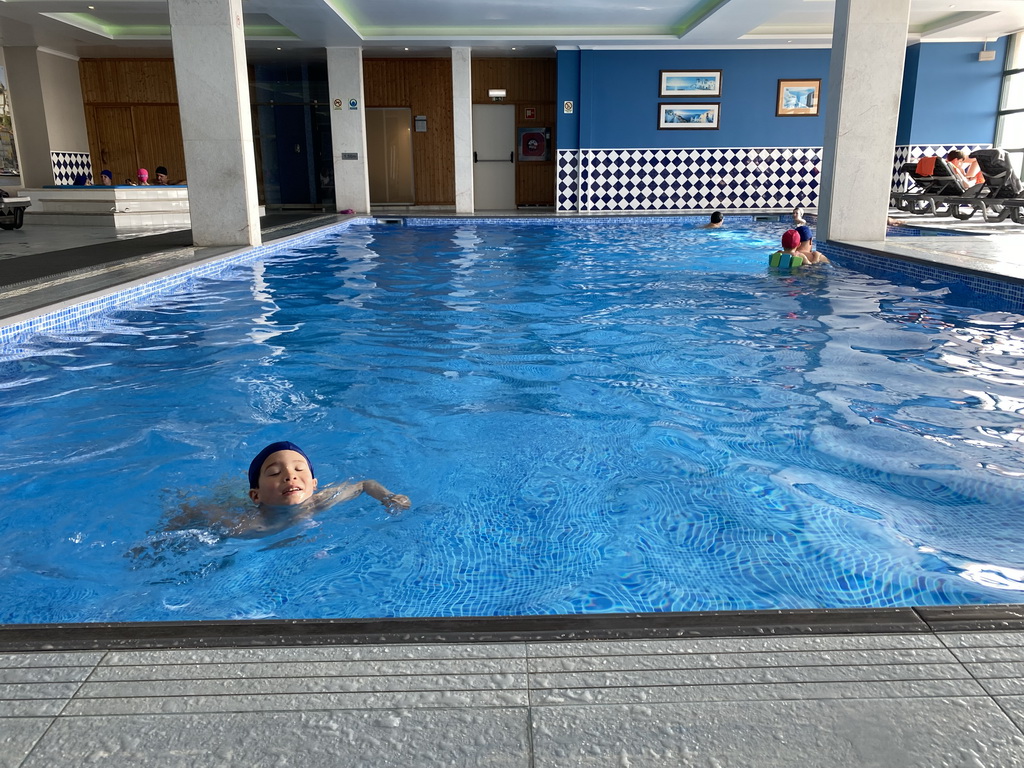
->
[248,441,317,506]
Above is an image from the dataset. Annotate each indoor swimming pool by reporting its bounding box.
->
[1,217,1022,624]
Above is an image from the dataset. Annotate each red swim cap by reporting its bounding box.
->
[781,229,801,250]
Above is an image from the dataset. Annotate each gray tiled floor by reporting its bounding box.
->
[4,632,1024,766]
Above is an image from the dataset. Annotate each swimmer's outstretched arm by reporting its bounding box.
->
[316,479,411,512]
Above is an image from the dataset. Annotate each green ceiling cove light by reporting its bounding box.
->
[326,0,684,38]
[41,12,295,39]
[325,0,369,31]
[672,0,731,38]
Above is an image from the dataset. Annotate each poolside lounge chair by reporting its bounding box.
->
[890,156,972,215]
[0,189,30,230]
[968,148,1024,199]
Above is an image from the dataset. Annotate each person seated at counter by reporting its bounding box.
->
[154,165,186,185]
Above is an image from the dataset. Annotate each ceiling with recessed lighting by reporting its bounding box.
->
[0,0,1020,60]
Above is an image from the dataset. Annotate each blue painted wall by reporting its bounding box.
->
[558,48,831,150]
[559,41,1008,152]
[897,40,1007,145]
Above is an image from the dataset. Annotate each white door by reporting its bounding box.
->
[472,104,516,210]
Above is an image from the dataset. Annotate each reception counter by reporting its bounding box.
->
[20,185,190,228]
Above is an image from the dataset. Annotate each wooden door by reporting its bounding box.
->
[132,105,186,183]
[85,106,136,184]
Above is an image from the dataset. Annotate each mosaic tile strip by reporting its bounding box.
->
[556,147,822,212]
[820,240,1024,312]
[891,144,991,193]
[0,218,375,347]
[51,151,92,185]
[402,215,756,227]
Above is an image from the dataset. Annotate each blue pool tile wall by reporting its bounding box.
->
[0,218,375,347]
[820,241,1024,312]
[401,215,756,227]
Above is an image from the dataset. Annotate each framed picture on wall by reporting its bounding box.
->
[658,103,720,130]
[777,79,821,116]
[659,70,722,98]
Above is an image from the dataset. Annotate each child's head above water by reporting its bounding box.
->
[248,441,317,506]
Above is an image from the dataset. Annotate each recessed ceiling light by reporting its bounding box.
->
[88,4,95,8]
[276,47,282,51]
[404,47,410,51]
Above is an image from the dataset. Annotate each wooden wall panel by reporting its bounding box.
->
[80,59,178,105]
[85,106,136,183]
[471,59,556,104]
[132,106,186,181]
[364,58,454,206]
[123,60,179,104]
[80,61,126,104]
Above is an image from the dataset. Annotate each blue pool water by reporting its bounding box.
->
[1,218,1023,624]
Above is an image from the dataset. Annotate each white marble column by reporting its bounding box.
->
[451,47,474,214]
[3,47,89,187]
[326,47,370,213]
[817,0,910,243]
[168,0,261,246]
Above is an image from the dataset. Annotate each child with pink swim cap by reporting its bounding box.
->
[136,168,149,185]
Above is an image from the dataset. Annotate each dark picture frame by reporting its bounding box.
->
[657,103,720,130]
[776,79,821,117]
[659,70,722,98]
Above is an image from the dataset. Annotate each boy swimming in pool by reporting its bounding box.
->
[249,440,410,509]
[232,441,409,536]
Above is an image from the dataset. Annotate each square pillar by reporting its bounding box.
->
[451,47,474,214]
[818,0,911,243]
[327,47,370,213]
[4,47,89,188]
[168,0,261,246]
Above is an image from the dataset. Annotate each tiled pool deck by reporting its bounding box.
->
[4,617,1024,766]
[2,211,1024,765]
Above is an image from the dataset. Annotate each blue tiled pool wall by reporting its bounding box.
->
[552,143,991,213]
[0,217,376,347]
[402,215,758,227]
[820,241,1024,312]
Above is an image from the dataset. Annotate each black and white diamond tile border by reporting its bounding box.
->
[890,144,990,192]
[51,150,93,185]
[557,147,822,212]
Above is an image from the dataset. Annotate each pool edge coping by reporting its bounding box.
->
[2,605,1022,652]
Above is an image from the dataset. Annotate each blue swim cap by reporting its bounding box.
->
[248,441,314,488]
[796,225,813,243]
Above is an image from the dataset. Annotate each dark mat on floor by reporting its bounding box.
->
[0,213,338,288]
